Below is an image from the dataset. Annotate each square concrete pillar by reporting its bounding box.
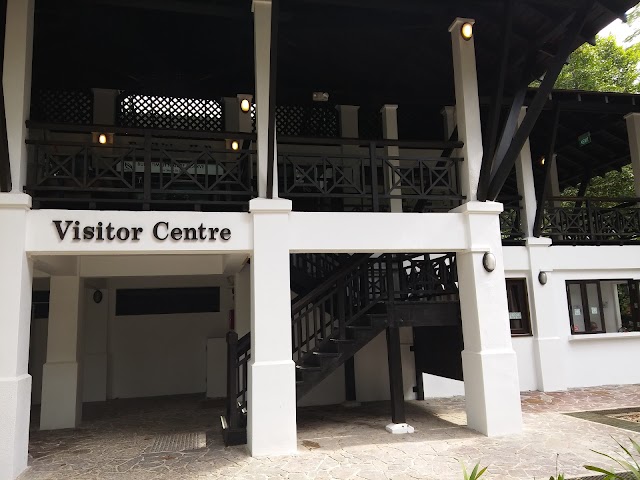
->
[453,201,523,436]
[526,237,568,391]
[381,105,403,213]
[40,275,85,430]
[253,0,278,198]
[247,198,296,456]
[3,0,35,192]
[514,108,537,238]
[449,18,483,202]
[0,193,33,480]
[624,113,640,197]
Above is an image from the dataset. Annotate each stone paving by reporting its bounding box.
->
[18,385,640,480]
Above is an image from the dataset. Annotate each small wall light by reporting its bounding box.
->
[538,271,548,285]
[540,156,546,166]
[461,22,473,41]
[240,99,251,113]
[482,252,496,272]
[98,134,107,144]
[231,140,240,151]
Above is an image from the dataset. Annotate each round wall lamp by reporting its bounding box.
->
[240,99,251,113]
[93,290,103,304]
[231,140,240,151]
[98,133,108,145]
[461,22,473,41]
[538,271,548,285]
[482,252,496,272]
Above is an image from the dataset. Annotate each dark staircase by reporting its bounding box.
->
[222,252,461,446]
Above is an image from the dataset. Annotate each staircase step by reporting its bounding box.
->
[346,325,373,330]
[296,364,322,372]
[312,351,340,358]
[329,338,354,344]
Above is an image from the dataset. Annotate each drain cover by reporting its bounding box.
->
[149,432,206,453]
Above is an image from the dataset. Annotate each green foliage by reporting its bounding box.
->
[554,36,640,93]
[560,164,635,200]
[460,461,487,480]
[549,475,565,480]
[584,437,640,479]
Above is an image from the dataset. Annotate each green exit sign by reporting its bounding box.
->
[578,132,591,147]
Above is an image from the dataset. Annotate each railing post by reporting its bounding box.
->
[226,330,239,430]
[338,277,346,339]
[370,142,379,212]
[143,133,151,211]
[586,199,595,242]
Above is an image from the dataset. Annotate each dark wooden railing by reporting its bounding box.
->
[222,330,250,445]
[290,252,352,281]
[277,137,465,212]
[25,122,256,211]
[499,196,525,243]
[536,197,640,244]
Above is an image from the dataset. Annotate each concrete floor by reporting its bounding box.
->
[19,385,640,480]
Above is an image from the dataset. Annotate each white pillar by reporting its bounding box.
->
[337,105,359,139]
[441,106,456,140]
[624,113,640,197]
[234,264,251,338]
[453,201,523,436]
[238,94,254,134]
[253,0,278,198]
[40,275,85,430]
[3,0,34,192]
[449,18,483,202]
[0,193,32,480]
[526,238,567,391]
[381,105,402,213]
[515,108,537,237]
[92,89,118,125]
[247,198,296,456]
[549,154,561,197]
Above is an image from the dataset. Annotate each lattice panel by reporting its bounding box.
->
[30,89,93,124]
[276,104,339,137]
[118,94,223,131]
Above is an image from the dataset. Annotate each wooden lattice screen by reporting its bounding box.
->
[117,93,223,131]
[275,104,340,137]
[30,89,94,125]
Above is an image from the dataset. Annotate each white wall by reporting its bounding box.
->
[512,336,537,392]
[83,288,108,402]
[107,276,232,399]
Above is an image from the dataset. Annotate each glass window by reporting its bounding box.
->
[506,279,531,336]
[566,281,605,334]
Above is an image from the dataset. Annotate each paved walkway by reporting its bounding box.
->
[19,385,640,480]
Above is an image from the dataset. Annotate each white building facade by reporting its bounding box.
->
[1,1,640,479]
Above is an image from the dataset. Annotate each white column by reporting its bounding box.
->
[381,105,402,213]
[624,113,640,197]
[337,105,359,139]
[441,106,456,139]
[247,198,296,456]
[3,0,34,192]
[40,275,85,430]
[449,18,483,202]
[0,193,32,480]
[453,201,523,436]
[92,89,118,125]
[238,94,254,134]
[526,238,567,391]
[515,108,537,237]
[234,264,251,338]
[253,0,278,198]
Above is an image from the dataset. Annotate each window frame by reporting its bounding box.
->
[506,278,532,336]
[566,280,605,334]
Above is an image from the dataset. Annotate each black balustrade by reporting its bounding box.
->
[537,197,640,244]
[25,123,256,211]
[499,195,525,243]
[277,137,465,212]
